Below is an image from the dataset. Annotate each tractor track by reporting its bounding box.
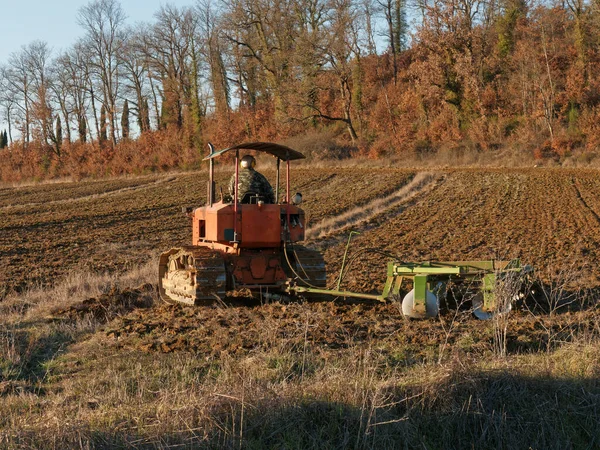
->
[571,177,600,226]
[305,172,442,241]
[0,175,177,211]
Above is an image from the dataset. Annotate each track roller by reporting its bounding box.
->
[158,246,227,305]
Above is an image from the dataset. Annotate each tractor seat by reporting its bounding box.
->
[240,191,262,204]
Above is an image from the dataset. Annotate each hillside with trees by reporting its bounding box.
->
[1,0,600,181]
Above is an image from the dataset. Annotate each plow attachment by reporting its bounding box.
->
[382,260,530,319]
[287,259,531,320]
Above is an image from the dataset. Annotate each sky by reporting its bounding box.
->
[0,0,392,137]
[0,0,195,66]
[0,0,197,135]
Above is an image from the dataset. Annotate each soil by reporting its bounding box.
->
[3,167,600,357]
[50,284,155,323]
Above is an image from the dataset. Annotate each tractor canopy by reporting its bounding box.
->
[203,142,306,161]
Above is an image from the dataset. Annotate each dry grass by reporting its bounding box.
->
[1,260,600,449]
[0,261,157,413]
[2,332,600,449]
[1,260,156,320]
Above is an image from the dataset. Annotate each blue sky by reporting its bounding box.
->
[0,0,196,134]
[0,0,196,64]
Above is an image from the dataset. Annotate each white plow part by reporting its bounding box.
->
[472,294,512,320]
[401,289,439,319]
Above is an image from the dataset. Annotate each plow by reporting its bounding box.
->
[289,258,529,320]
[159,142,531,320]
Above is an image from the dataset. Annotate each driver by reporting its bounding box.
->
[228,155,275,204]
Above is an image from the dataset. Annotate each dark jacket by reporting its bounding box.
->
[228,168,275,203]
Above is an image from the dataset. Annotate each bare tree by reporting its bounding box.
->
[222,0,299,121]
[138,6,199,131]
[3,50,33,145]
[363,0,378,55]
[55,42,94,143]
[24,41,56,148]
[0,42,58,149]
[197,0,231,117]
[0,66,18,144]
[50,55,74,144]
[297,0,360,142]
[378,0,408,83]
[78,0,126,145]
[120,26,151,133]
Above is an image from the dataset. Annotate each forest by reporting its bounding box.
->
[1,0,599,181]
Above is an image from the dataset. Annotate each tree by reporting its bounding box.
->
[50,53,74,144]
[55,42,93,144]
[140,6,199,131]
[78,0,126,145]
[293,0,329,128]
[496,0,527,58]
[120,26,152,135]
[379,0,408,83]
[197,0,230,117]
[0,130,7,148]
[4,48,34,145]
[79,115,87,143]
[141,98,150,132]
[24,41,57,148]
[294,0,360,142]
[409,0,490,133]
[121,99,129,138]
[55,115,62,156]
[0,68,16,144]
[99,103,108,143]
[223,0,299,122]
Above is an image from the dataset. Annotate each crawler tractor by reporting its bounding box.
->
[159,142,531,319]
[158,142,326,306]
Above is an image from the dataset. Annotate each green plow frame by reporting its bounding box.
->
[381,259,527,318]
[287,259,530,320]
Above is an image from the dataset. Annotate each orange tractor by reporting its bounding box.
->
[159,142,531,319]
[158,142,326,305]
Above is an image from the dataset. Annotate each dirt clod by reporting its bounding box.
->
[51,284,155,323]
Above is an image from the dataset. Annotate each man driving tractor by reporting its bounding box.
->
[228,154,276,203]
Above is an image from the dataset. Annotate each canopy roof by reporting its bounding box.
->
[203,142,306,161]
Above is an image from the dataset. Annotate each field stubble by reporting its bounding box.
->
[2,167,600,448]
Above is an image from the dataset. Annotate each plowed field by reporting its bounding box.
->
[3,167,600,448]
[2,167,600,354]
[0,168,413,296]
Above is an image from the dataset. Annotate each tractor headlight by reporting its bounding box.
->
[292,193,302,205]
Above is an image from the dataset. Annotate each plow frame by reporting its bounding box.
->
[382,259,526,313]
[285,257,531,319]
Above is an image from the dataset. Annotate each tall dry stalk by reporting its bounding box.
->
[491,293,511,358]
[492,267,532,357]
[534,264,583,316]
[525,264,587,352]
[437,280,475,363]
